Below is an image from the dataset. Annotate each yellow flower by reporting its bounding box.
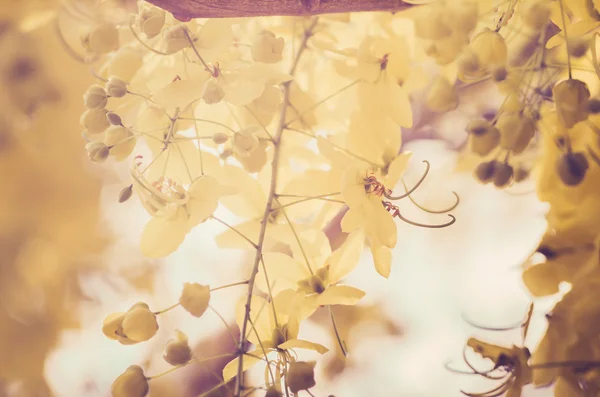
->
[222,290,328,381]
[340,153,412,277]
[132,165,228,257]
[355,36,413,128]
[256,230,366,308]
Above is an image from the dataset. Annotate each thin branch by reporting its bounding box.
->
[146,0,413,19]
[234,18,318,397]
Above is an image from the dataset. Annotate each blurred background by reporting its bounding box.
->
[0,1,554,397]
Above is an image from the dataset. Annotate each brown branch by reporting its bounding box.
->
[145,0,412,19]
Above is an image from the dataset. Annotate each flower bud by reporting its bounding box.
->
[163,330,192,366]
[179,283,210,317]
[84,85,108,109]
[493,162,514,188]
[474,160,498,184]
[118,303,159,343]
[104,126,136,161]
[212,132,229,144]
[202,78,225,104]
[287,361,316,394]
[106,77,128,98]
[251,30,285,63]
[138,6,166,38]
[497,112,535,154]
[468,28,507,71]
[426,76,458,113]
[457,50,481,81]
[107,111,123,126]
[81,109,110,134]
[556,151,589,186]
[553,79,590,128]
[103,312,127,340]
[164,26,190,54]
[466,119,500,156]
[119,185,133,203]
[86,141,110,163]
[111,365,149,397]
[233,127,260,157]
[83,23,119,54]
[513,167,530,183]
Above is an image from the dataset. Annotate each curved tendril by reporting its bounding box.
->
[396,212,456,229]
[444,361,508,378]
[385,160,431,200]
[461,313,524,332]
[55,11,96,64]
[462,347,509,380]
[402,179,460,213]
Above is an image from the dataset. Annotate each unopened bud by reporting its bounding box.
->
[111,365,149,397]
[106,77,128,98]
[556,151,589,186]
[179,283,210,317]
[107,111,123,126]
[474,160,498,184]
[86,141,110,163]
[84,85,108,109]
[202,78,225,104]
[119,185,133,203]
[553,79,590,128]
[163,330,192,366]
[287,361,316,394]
[212,132,229,144]
[493,162,514,188]
[138,5,166,38]
[81,108,110,134]
[513,167,530,183]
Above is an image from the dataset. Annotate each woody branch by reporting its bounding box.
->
[145,0,413,19]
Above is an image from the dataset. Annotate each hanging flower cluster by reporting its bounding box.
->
[64,0,600,396]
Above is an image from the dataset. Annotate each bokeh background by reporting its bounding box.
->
[0,1,556,396]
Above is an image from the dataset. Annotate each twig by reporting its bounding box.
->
[234,18,319,397]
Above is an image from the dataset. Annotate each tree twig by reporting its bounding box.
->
[233,17,319,397]
[146,0,412,19]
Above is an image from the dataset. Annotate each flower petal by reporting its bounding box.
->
[256,253,310,295]
[341,207,366,233]
[222,351,264,381]
[387,81,413,127]
[385,152,413,189]
[371,243,392,278]
[318,285,365,306]
[140,208,188,258]
[278,339,329,354]
[328,230,365,282]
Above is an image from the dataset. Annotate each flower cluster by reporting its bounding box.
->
[412,1,600,396]
[67,0,600,396]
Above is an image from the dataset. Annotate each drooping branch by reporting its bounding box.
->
[145,0,413,19]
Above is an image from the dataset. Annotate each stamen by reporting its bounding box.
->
[384,160,431,200]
